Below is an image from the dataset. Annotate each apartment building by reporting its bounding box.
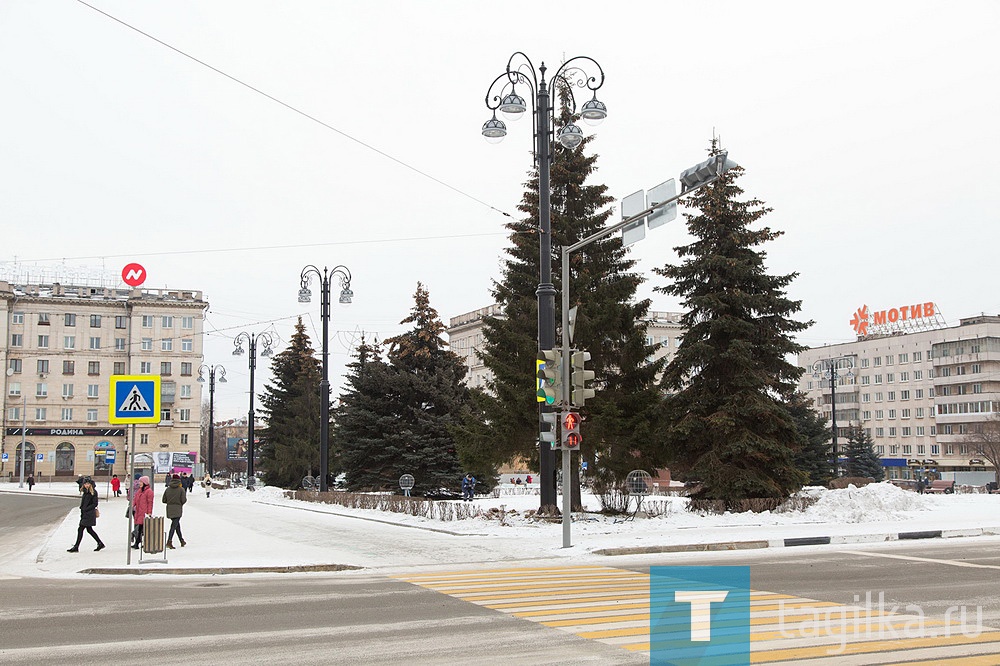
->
[446,304,685,391]
[1,280,207,480]
[798,308,1000,481]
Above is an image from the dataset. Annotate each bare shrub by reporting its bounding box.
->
[286,489,484,521]
[828,477,875,490]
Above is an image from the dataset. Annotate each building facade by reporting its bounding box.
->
[446,305,685,391]
[798,313,1000,481]
[1,280,207,480]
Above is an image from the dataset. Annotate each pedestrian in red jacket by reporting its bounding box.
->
[131,476,154,549]
[110,474,121,497]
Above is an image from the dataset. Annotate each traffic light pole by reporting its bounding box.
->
[557,162,728,548]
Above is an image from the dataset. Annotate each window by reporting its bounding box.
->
[875,410,884,419]
[8,407,20,421]
[37,359,49,374]
[916,407,925,418]
[37,335,49,348]
[902,427,911,437]
[972,363,982,374]
[956,385,968,395]
[90,314,102,328]
[142,315,154,328]
[162,316,174,328]
[141,338,153,351]
[12,312,24,324]
[88,361,100,375]
[89,337,101,350]
[889,444,898,454]
[160,407,172,422]
[886,355,894,365]
[182,316,194,329]
[180,362,192,376]
[9,359,22,374]
[900,372,909,382]
[140,362,151,374]
[940,367,951,377]
[115,337,126,351]
[61,407,73,421]
[886,373,894,383]
[162,338,173,352]
[974,383,984,394]
[181,338,193,352]
[115,315,127,329]
[914,370,922,380]
[87,408,98,422]
[899,353,909,363]
[873,357,882,367]
[901,409,911,418]
[862,410,872,420]
[939,386,950,396]
[38,313,50,325]
[915,389,924,399]
[87,384,99,398]
[64,336,75,349]
[888,409,896,419]
[69,312,80,325]
[140,434,148,445]
[36,383,48,397]
[862,393,871,403]
[929,388,936,398]
[874,375,883,384]
[861,376,871,385]
[956,365,967,376]
[114,362,126,375]
[180,434,189,445]
[62,384,73,398]
[899,390,909,400]
[917,426,926,436]
[875,392,883,401]
[10,333,23,347]
[160,362,172,376]
[179,408,191,422]
[8,382,20,396]
[876,428,885,437]
[860,358,870,368]
[888,392,896,401]
[915,443,923,453]
[914,351,923,361]
[180,384,192,399]
[34,408,46,421]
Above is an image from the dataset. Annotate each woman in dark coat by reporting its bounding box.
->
[162,474,187,548]
[68,477,105,552]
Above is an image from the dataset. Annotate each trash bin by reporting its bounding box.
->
[143,516,164,553]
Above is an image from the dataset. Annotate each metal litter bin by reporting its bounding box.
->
[143,516,164,553]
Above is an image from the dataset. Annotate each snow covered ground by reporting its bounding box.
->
[4,480,1000,578]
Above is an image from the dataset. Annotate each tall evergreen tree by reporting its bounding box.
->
[652,145,810,503]
[787,392,835,486]
[844,426,884,479]
[460,91,663,490]
[257,319,323,488]
[338,284,469,494]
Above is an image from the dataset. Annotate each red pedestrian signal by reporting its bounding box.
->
[561,411,581,449]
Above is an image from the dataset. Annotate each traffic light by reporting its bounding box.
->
[571,350,596,407]
[540,412,559,449]
[561,411,582,449]
[536,350,563,405]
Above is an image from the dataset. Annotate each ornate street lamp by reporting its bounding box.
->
[299,265,352,493]
[812,356,856,477]
[482,53,606,511]
[233,332,274,490]
[197,364,227,477]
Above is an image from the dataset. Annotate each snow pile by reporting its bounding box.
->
[802,482,934,523]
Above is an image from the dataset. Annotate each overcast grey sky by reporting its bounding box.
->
[2,1,998,419]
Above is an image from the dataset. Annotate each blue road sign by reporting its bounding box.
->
[36,453,44,462]
[105,450,117,464]
[108,375,161,424]
[1,453,7,461]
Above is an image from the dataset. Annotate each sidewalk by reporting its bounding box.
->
[4,481,1000,577]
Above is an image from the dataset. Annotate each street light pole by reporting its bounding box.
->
[483,53,606,512]
[299,265,353,493]
[233,332,274,490]
[197,364,227,477]
[812,356,855,477]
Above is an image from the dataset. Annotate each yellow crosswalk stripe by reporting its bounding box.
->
[393,566,1000,661]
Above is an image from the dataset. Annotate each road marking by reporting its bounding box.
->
[394,566,1000,661]
[839,549,1000,570]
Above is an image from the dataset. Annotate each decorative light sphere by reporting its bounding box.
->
[482,116,507,144]
[580,97,608,126]
[499,93,527,121]
[557,123,584,149]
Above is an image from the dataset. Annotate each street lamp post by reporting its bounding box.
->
[299,265,353,493]
[197,364,227,477]
[483,52,607,511]
[812,356,855,477]
[233,332,274,490]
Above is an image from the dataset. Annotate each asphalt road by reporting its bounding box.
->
[4,492,1000,664]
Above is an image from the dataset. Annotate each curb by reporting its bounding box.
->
[595,527,1000,556]
[78,563,363,576]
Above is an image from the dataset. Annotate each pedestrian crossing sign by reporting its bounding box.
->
[108,375,161,424]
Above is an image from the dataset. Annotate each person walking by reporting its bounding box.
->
[202,472,213,498]
[68,477,105,552]
[110,474,121,497]
[27,474,35,491]
[131,475,154,549]
[162,474,187,548]
[461,473,477,502]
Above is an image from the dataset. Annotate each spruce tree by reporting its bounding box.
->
[844,427,884,480]
[787,392,835,486]
[338,284,469,494]
[257,318,323,488]
[462,92,663,494]
[652,145,810,503]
